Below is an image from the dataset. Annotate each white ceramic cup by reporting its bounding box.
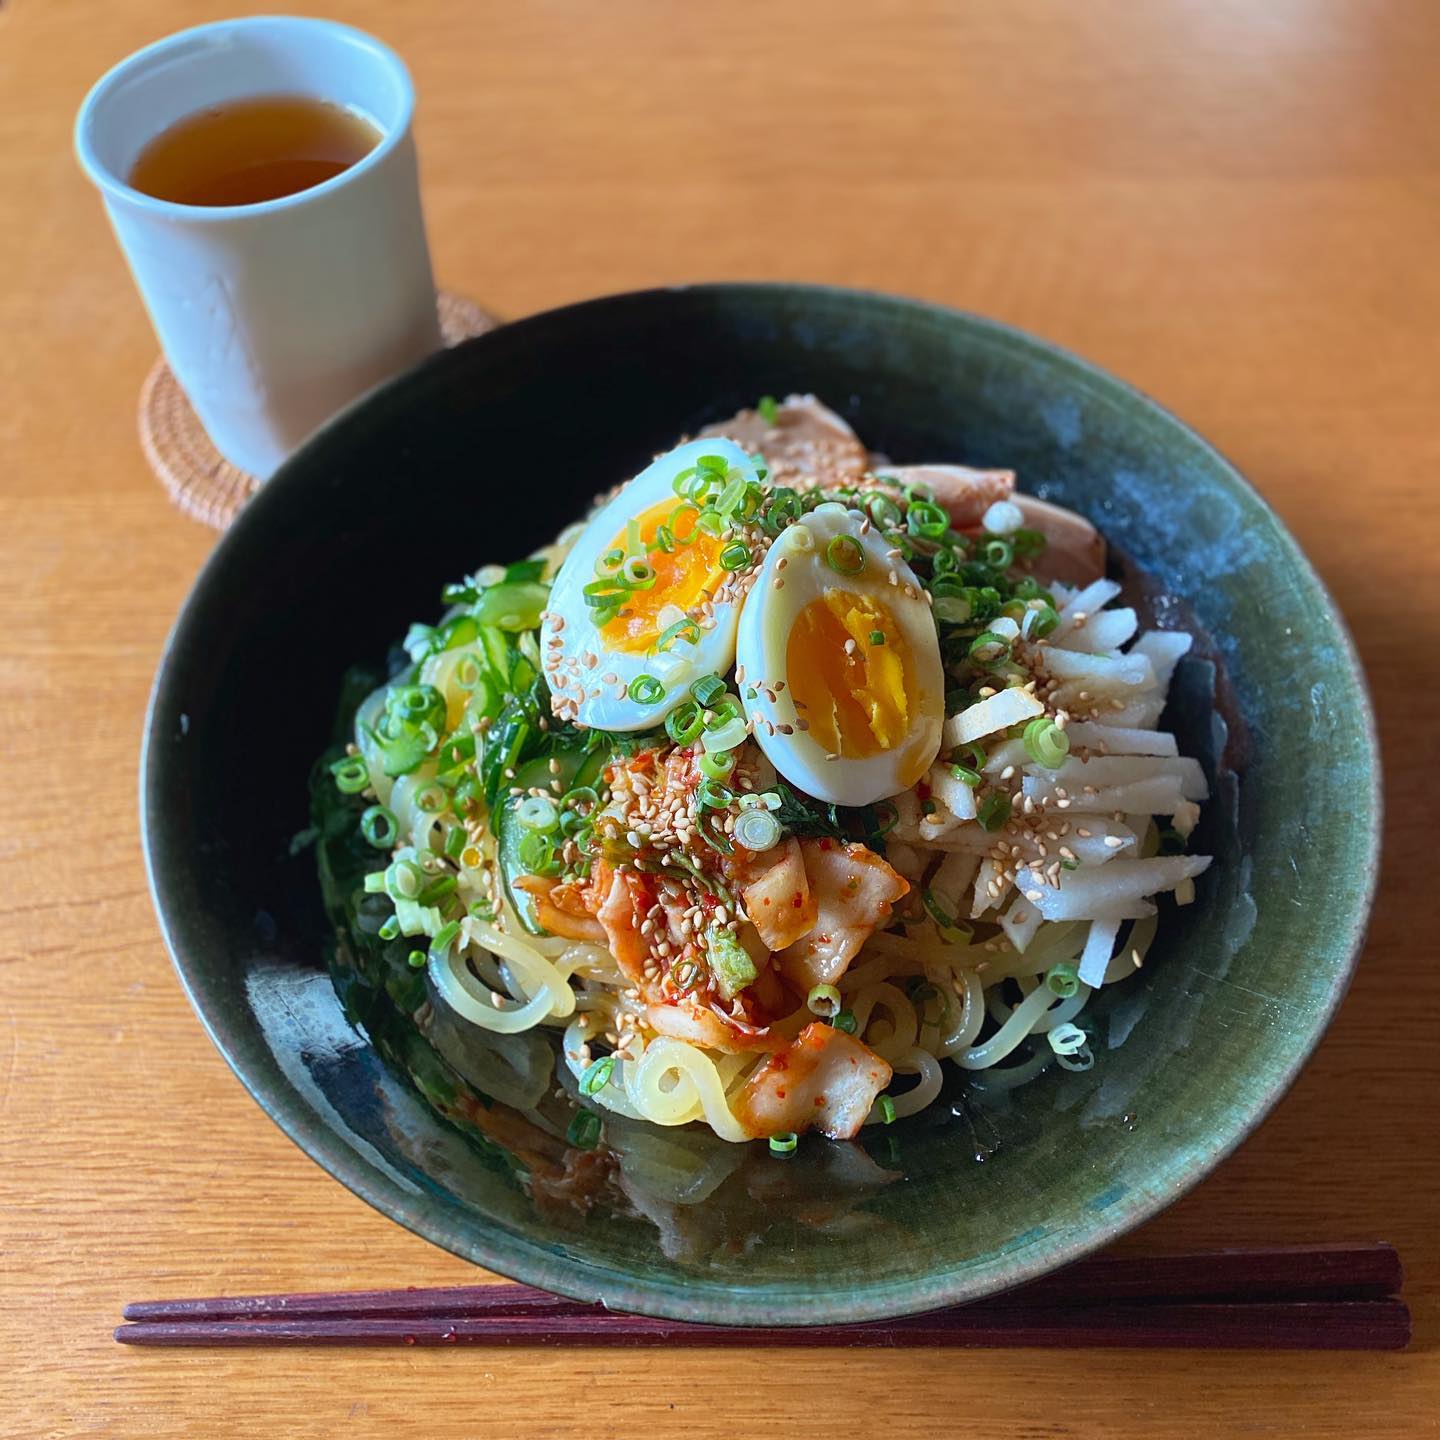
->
[76,17,442,480]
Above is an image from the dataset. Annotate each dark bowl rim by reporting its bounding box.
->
[140,281,1382,1326]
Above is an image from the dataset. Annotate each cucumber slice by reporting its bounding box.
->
[496,750,584,935]
[573,744,610,792]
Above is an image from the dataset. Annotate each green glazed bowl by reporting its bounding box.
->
[142,284,1378,1325]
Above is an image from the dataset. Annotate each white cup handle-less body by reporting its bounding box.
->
[76,18,442,480]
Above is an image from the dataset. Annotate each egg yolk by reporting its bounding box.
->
[787,590,920,762]
[600,499,727,655]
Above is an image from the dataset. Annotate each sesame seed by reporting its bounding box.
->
[1104,835,1125,848]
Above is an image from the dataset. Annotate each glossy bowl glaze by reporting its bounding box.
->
[142,284,1378,1325]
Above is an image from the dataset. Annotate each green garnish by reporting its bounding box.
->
[1023,716,1070,769]
[360,805,399,849]
[825,534,866,575]
[977,791,1012,832]
[627,673,665,705]
[580,1055,616,1096]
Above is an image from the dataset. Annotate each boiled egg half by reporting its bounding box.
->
[735,504,944,806]
[543,439,764,731]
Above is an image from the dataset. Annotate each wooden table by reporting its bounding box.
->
[3,1,1436,1434]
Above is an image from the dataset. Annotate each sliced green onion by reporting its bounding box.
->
[982,537,1015,569]
[363,871,387,894]
[668,502,702,544]
[715,473,748,516]
[697,453,729,474]
[407,949,427,969]
[699,748,736,781]
[580,1055,616,1095]
[672,958,701,992]
[690,674,726,707]
[330,755,371,794]
[704,696,742,730]
[1048,1022,1089,1056]
[757,394,779,424]
[595,546,626,578]
[701,715,748,753]
[866,492,903,528]
[696,779,733,810]
[623,556,656,588]
[1028,603,1061,639]
[734,808,781,852]
[378,915,401,941]
[832,1009,858,1035]
[517,829,559,875]
[878,1095,897,1125]
[968,631,1011,666]
[452,653,486,692]
[360,805,399,849]
[385,858,424,900]
[516,795,559,832]
[807,983,842,1018]
[656,616,702,652]
[977,791,1012,832]
[765,487,804,531]
[628,673,665,705]
[1014,577,1056,604]
[414,781,447,815]
[950,762,982,787]
[1046,962,1080,999]
[719,539,752,571]
[825,534,866,575]
[443,826,467,861]
[429,919,461,958]
[868,629,886,645]
[1023,716,1071,769]
[769,1132,798,1155]
[907,499,949,540]
[566,1109,602,1149]
[665,700,704,745]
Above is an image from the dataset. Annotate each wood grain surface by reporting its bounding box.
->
[2,1,1437,1435]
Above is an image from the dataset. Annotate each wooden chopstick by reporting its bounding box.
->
[121,1242,1402,1325]
[114,1300,1411,1350]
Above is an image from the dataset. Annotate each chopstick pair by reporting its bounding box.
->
[115,1242,1410,1350]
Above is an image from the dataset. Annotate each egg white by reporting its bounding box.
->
[734,503,944,806]
[543,439,762,731]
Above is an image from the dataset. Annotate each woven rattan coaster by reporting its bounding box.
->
[139,291,500,530]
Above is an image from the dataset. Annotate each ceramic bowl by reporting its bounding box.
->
[142,284,1378,1324]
